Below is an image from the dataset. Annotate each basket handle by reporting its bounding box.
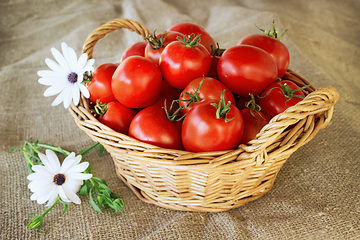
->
[81,18,151,59]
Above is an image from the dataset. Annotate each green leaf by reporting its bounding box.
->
[79,181,90,195]
[96,195,103,207]
[92,177,107,186]
[98,144,104,157]
[110,192,120,198]
[9,146,20,153]
[89,186,102,213]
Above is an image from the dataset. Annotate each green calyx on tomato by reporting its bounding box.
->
[210,43,221,56]
[245,93,266,120]
[180,77,204,107]
[210,90,235,123]
[91,100,107,116]
[163,99,186,122]
[145,30,167,50]
[177,33,201,48]
[257,20,287,40]
[259,82,311,108]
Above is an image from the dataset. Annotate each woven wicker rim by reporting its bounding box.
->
[68,19,339,212]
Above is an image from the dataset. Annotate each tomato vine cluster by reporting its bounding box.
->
[86,21,309,153]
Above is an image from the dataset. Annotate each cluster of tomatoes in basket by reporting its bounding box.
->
[86,21,309,152]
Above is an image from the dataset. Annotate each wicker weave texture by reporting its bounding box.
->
[69,18,339,212]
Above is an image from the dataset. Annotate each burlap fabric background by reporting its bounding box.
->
[1,0,359,239]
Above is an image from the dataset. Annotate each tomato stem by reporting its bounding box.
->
[210,90,235,123]
[245,93,265,120]
[177,33,201,48]
[210,43,220,56]
[91,100,108,116]
[180,77,204,107]
[258,82,312,108]
[163,99,186,122]
[257,20,287,40]
[145,30,167,50]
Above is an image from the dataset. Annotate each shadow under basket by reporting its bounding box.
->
[69,18,339,212]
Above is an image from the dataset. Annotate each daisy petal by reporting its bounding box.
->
[75,53,88,73]
[62,185,81,204]
[63,84,75,108]
[38,152,56,174]
[51,83,71,107]
[61,42,71,69]
[46,187,60,207]
[68,47,78,72]
[67,172,93,180]
[78,83,90,98]
[66,161,89,174]
[43,81,69,97]
[38,70,66,78]
[45,58,68,75]
[36,184,56,205]
[58,187,71,203]
[45,149,61,172]
[72,83,80,106]
[82,58,95,73]
[60,153,77,173]
[39,76,66,86]
[51,47,70,73]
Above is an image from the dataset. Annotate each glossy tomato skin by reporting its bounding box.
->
[207,55,220,79]
[182,100,244,152]
[98,101,137,135]
[159,41,212,90]
[179,77,235,115]
[167,22,216,54]
[128,105,184,150]
[217,45,278,97]
[159,79,183,101]
[112,56,162,109]
[257,80,306,119]
[145,31,184,65]
[120,42,147,62]
[87,63,118,104]
[238,33,290,78]
[239,108,270,144]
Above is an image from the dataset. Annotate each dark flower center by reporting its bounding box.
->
[53,173,66,185]
[68,72,78,83]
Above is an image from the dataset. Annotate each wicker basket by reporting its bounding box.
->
[69,18,339,212]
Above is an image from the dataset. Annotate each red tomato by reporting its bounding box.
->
[128,104,184,150]
[95,101,137,135]
[237,22,290,78]
[120,42,147,62]
[236,95,251,110]
[159,80,183,101]
[179,77,235,115]
[145,31,184,65]
[151,96,180,113]
[182,98,244,152]
[87,63,118,104]
[112,56,162,109]
[207,43,221,79]
[257,80,306,119]
[238,34,289,78]
[159,35,212,89]
[167,22,216,53]
[239,108,270,144]
[217,45,278,96]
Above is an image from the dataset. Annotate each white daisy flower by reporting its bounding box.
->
[27,149,93,206]
[37,42,95,108]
